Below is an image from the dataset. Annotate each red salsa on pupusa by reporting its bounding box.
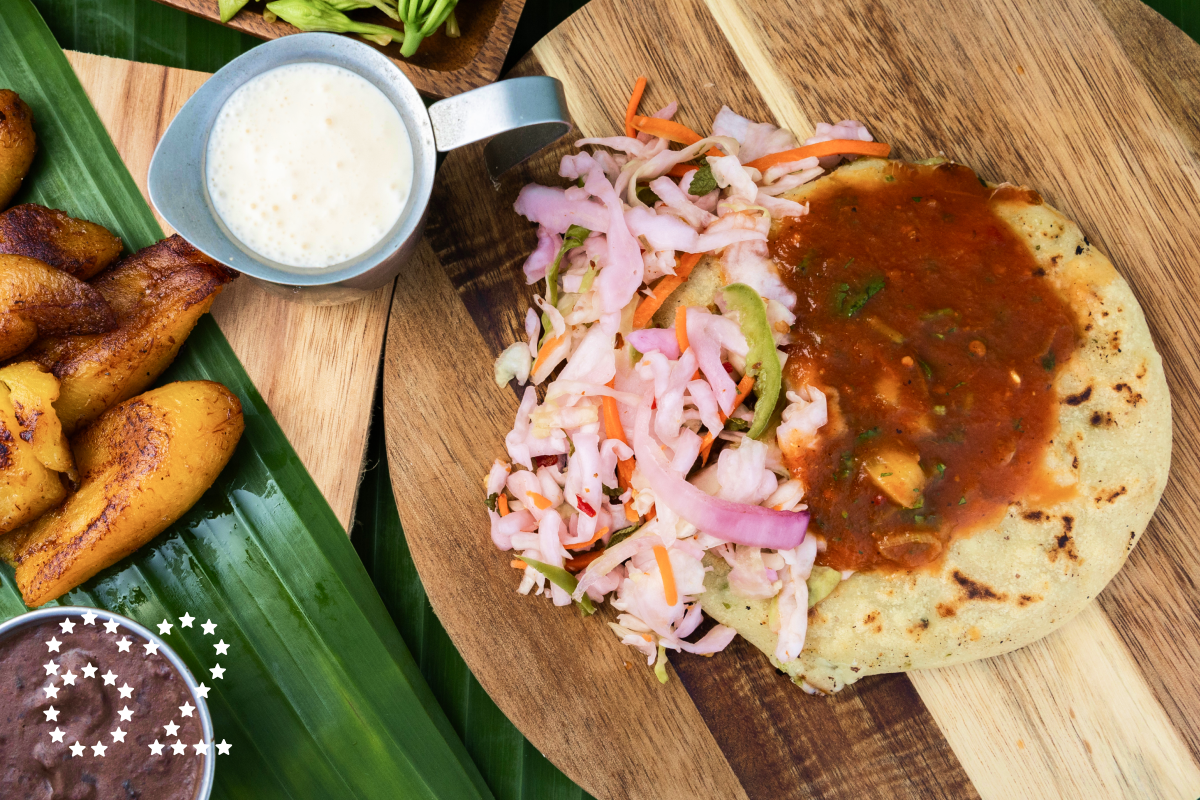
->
[771,161,1078,572]
[0,614,205,799]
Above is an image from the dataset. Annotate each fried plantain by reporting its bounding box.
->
[22,235,238,433]
[6,380,243,606]
[0,254,117,362]
[0,204,123,279]
[0,362,73,537]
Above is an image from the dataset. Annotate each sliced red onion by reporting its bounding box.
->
[573,136,651,159]
[633,397,808,549]
[693,228,766,252]
[756,192,809,219]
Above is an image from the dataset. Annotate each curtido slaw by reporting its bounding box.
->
[487,77,888,680]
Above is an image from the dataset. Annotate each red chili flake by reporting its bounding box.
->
[576,496,597,517]
[723,362,734,373]
[871,495,885,506]
[533,455,559,469]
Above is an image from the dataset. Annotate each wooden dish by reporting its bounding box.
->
[382,0,1200,797]
[148,0,526,97]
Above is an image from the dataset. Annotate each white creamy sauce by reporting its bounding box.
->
[206,62,413,269]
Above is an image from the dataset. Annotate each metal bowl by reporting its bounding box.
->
[148,32,568,305]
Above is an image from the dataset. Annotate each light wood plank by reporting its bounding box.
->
[66,51,389,530]
[911,603,1200,799]
[696,0,813,138]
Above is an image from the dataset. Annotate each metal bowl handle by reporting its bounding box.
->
[427,76,571,180]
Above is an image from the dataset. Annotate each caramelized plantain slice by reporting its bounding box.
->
[0,204,124,279]
[0,363,72,537]
[21,235,237,433]
[0,254,117,361]
[9,380,244,607]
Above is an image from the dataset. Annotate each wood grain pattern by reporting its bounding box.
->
[150,0,526,98]
[66,51,390,530]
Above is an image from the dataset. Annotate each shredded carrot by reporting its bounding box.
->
[497,494,510,516]
[616,458,636,491]
[630,115,723,157]
[602,380,629,445]
[732,374,756,408]
[644,505,657,522]
[653,545,678,605]
[698,375,757,464]
[511,559,527,569]
[565,549,606,572]
[632,252,702,329]
[567,527,609,551]
[743,139,892,172]
[674,305,690,354]
[629,115,703,145]
[531,333,566,376]
[666,163,694,179]
[624,76,647,138]
[528,492,553,510]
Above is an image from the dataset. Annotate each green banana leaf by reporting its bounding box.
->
[0,3,492,799]
[352,386,595,800]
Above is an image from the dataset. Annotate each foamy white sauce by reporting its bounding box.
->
[206,62,413,269]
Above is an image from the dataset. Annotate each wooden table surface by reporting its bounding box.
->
[381,0,1200,798]
[64,49,392,532]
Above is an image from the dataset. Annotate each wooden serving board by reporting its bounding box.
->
[66,51,390,531]
[381,0,1200,797]
[152,0,526,98]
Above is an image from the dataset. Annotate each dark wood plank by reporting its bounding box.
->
[671,637,981,800]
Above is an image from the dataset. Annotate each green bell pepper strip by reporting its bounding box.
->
[539,224,590,346]
[718,283,782,439]
[518,557,596,616]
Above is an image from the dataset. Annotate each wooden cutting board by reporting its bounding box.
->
[64,50,390,532]
[381,0,1200,797]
